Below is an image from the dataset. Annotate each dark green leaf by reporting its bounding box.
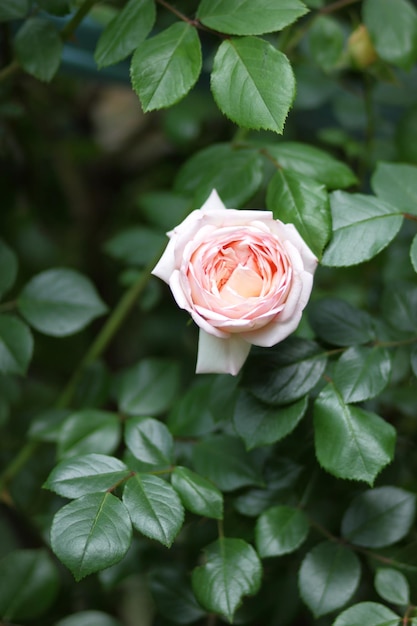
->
[57,410,121,459]
[50,493,132,580]
[124,416,173,467]
[233,390,307,449]
[308,16,345,71]
[374,568,410,605]
[0,0,29,21]
[322,191,403,267]
[411,235,417,273]
[36,0,70,16]
[174,143,263,208]
[255,505,309,557]
[298,542,361,617]
[341,486,416,548]
[130,22,202,111]
[266,169,331,258]
[167,380,217,436]
[382,282,417,334]
[262,142,357,189]
[242,338,327,405]
[211,37,295,133]
[333,601,400,626]
[0,549,59,620]
[197,0,308,35]
[104,227,165,267]
[44,453,131,499]
[192,538,262,622]
[0,238,18,298]
[363,0,417,69]
[411,345,417,377]
[172,466,223,519]
[308,297,375,346]
[123,474,184,547]
[314,384,396,484]
[18,268,107,336]
[0,315,33,375]
[14,17,63,82]
[192,434,263,491]
[117,357,180,416]
[28,409,70,442]
[138,191,190,231]
[95,0,155,68]
[149,568,206,625]
[333,346,392,403]
[372,162,417,215]
[55,612,123,626]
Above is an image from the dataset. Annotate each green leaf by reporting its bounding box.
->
[341,486,416,548]
[211,37,295,133]
[18,268,107,336]
[150,568,206,625]
[242,338,327,405]
[172,466,223,519]
[104,227,165,267]
[197,0,308,35]
[333,346,392,403]
[233,390,307,450]
[372,162,417,215]
[130,22,202,111]
[382,282,417,334]
[374,568,410,605]
[298,542,361,618]
[308,16,345,71]
[55,611,123,626]
[308,297,375,346]
[123,474,184,547]
[57,410,121,459]
[192,538,262,622]
[333,602,400,626]
[0,549,59,620]
[167,380,216,437]
[314,384,396,484]
[124,416,173,467]
[192,434,263,491]
[44,453,131,499]
[255,505,309,557]
[95,0,155,68]
[411,235,417,273]
[266,169,331,258]
[0,0,29,21]
[411,345,417,377]
[50,492,132,581]
[174,143,263,208]
[14,17,63,82]
[322,191,403,267]
[117,357,180,416]
[0,238,18,298]
[36,0,70,16]
[28,409,70,442]
[0,315,33,375]
[363,0,417,69]
[262,142,357,189]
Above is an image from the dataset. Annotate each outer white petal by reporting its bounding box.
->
[196,330,251,375]
[200,189,228,213]
[151,236,177,283]
[241,310,303,347]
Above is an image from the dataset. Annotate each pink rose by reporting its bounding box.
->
[152,190,317,375]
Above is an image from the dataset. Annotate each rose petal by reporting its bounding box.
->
[196,330,251,375]
[241,309,303,347]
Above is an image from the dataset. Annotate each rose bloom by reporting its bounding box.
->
[152,190,317,375]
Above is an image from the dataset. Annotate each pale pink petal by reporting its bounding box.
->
[241,310,303,347]
[196,330,251,375]
[200,189,228,213]
[151,237,177,283]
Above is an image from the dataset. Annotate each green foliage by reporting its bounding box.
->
[333,602,400,626]
[255,505,309,557]
[0,0,30,21]
[14,17,63,82]
[374,568,410,606]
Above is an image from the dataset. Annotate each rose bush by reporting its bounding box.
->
[152,190,317,375]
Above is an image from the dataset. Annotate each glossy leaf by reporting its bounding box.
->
[14,17,63,82]
[372,162,417,215]
[0,549,59,620]
[266,169,331,258]
[255,505,309,557]
[322,191,403,267]
[131,22,202,111]
[0,0,29,20]
[44,453,131,499]
[124,416,173,467]
[374,568,410,605]
[172,466,223,519]
[299,542,361,618]
[262,142,357,189]
[123,474,184,547]
[333,346,392,403]
[308,297,375,346]
[50,492,132,580]
[95,0,155,68]
[363,0,417,69]
[57,410,121,459]
[233,390,307,450]
[314,384,396,484]
[0,314,33,375]
[382,282,417,334]
[411,235,417,272]
[211,37,295,133]
[104,227,165,267]
[175,143,263,208]
[333,601,400,626]
[341,486,416,548]
[149,568,206,625]
[167,380,216,437]
[197,0,308,35]
[0,238,18,298]
[18,268,107,336]
[192,538,262,622]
